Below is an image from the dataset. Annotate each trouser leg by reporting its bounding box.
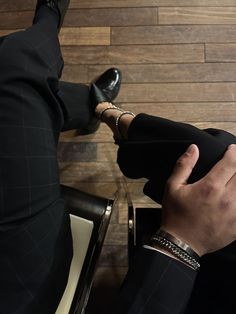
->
[117,113,236,314]
[0,6,72,313]
[0,6,64,221]
[57,81,92,131]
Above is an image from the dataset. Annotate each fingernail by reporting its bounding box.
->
[186,144,195,155]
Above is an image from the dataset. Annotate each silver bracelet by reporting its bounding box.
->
[157,230,200,262]
[150,230,200,271]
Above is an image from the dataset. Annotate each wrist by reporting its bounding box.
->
[145,243,196,270]
[146,243,184,260]
[149,229,201,271]
[161,225,205,257]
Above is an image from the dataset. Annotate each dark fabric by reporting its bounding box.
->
[58,81,91,131]
[113,248,196,314]
[2,5,236,313]
[118,113,236,204]
[0,7,74,313]
[117,113,236,314]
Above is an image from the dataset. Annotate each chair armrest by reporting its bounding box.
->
[61,184,112,227]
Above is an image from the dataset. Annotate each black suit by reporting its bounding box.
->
[113,248,196,314]
[0,6,235,314]
[117,114,236,314]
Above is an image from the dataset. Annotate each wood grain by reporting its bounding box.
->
[98,245,128,266]
[62,63,236,84]
[59,161,122,182]
[64,8,158,27]
[1,0,236,11]
[59,181,119,198]
[59,179,155,205]
[0,11,32,29]
[61,44,204,66]
[0,8,157,29]
[159,7,236,25]
[105,224,127,245]
[70,0,236,9]
[118,83,236,102]
[0,27,111,45]
[0,0,34,12]
[59,27,110,45]
[112,25,236,45]
[59,124,115,143]
[206,43,236,62]
[121,103,236,122]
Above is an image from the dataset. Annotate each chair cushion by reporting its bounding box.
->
[55,214,94,314]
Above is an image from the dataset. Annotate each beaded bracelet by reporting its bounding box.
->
[115,111,136,138]
[99,105,123,121]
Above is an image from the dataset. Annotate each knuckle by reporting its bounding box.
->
[219,199,230,212]
[175,158,184,168]
[175,156,189,169]
[201,180,219,197]
[176,161,192,176]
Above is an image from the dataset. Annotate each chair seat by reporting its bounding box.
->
[55,215,94,314]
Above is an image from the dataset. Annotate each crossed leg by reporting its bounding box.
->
[95,102,236,314]
[119,114,236,314]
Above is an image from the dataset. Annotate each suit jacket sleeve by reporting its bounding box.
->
[112,248,197,314]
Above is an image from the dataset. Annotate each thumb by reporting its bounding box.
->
[168,144,199,188]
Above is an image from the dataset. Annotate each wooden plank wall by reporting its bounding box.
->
[1,1,236,312]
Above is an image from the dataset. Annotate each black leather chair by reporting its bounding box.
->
[55,185,116,314]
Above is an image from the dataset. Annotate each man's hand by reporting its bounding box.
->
[162,144,236,257]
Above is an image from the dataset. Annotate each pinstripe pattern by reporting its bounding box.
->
[0,9,73,314]
[114,248,196,314]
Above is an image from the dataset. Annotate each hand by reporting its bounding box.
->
[161,144,236,257]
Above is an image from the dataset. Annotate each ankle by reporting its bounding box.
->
[115,111,135,139]
[94,102,135,139]
[95,102,111,117]
[95,102,123,121]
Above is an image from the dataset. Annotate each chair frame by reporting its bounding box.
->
[126,188,162,267]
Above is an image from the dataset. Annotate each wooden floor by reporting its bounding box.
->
[1,0,236,312]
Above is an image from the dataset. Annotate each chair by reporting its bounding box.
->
[127,190,162,266]
[56,185,116,314]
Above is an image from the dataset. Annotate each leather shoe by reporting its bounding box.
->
[33,0,70,30]
[93,68,121,105]
[78,68,122,135]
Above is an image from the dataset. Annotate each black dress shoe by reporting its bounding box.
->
[77,68,122,135]
[94,68,121,104]
[90,83,110,109]
[33,0,70,30]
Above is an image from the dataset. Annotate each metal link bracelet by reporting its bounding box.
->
[150,229,200,271]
